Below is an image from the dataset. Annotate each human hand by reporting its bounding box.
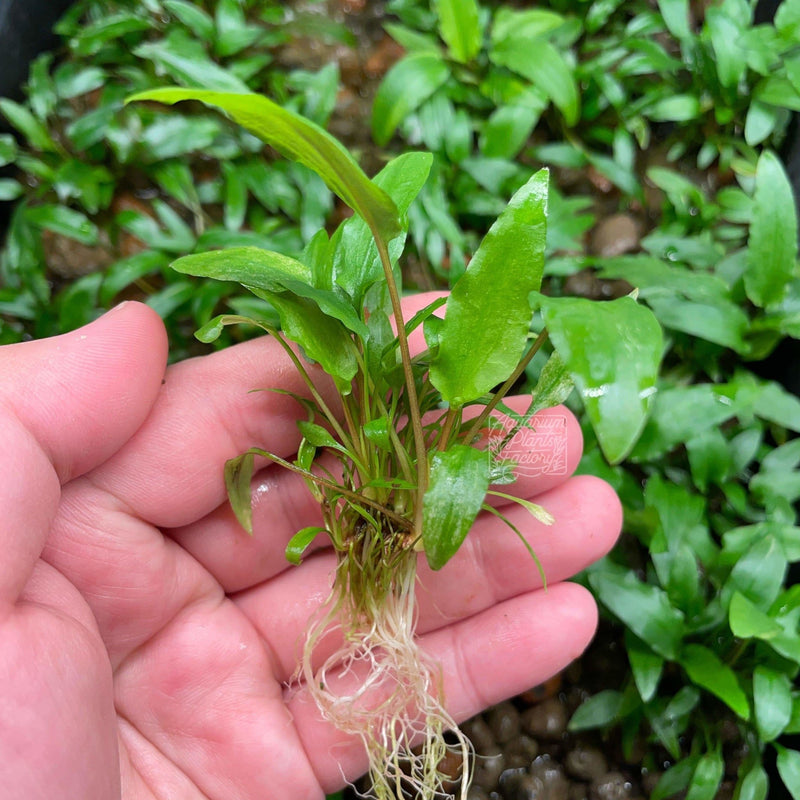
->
[0,298,621,800]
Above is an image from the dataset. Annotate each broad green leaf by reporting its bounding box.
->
[685,751,724,800]
[170,247,367,337]
[647,94,702,122]
[224,451,255,534]
[567,690,624,731]
[128,88,402,246]
[753,380,800,431]
[753,666,793,741]
[776,746,800,800]
[435,0,482,63]
[539,295,663,464]
[422,445,490,570]
[430,169,548,407]
[264,293,358,394]
[286,526,327,565]
[588,561,685,659]
[722,535,787,610]
[631,385,738,461]
[480,103,543,159]
[745,100,780,146]
[746,151,798,308]
[729,591,784,639]
[0,179,23,201]
[737,764,769,800]
[489,38,579,126]
[681,644,750,720]
[363,418,393,451]
[657,0,691,39]
[491,8,565,42]
[372,53,450,146]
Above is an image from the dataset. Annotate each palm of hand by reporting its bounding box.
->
[1,302,619,800]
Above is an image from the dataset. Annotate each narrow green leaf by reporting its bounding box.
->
[430,169,548,407]
[568,690,624,731]
[681,644,750,720]
[224,451,255,534]
[539,295,663,464]
[753,666,793,742]
[435,0,482,63]
[423,445,490,570]
[530,351,574,413]
[626,631,663,702]
[25,204,98,246]
[0,179,24,201]
[286,526,327,565]
[371,52,451,146]
[652,757,699,800]
[776,747,800,800]
[163,0,216,40]
[0,98,57,151]
[128,88,402,246]
[746,151,798,308]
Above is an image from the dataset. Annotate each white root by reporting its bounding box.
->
[300,549,473,800]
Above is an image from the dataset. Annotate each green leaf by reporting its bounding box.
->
[529,351,574,413]
[680,644,750,720]
[706,6,746,89]
[626,630,663,702]
[264,293,358,394]
[0,179,24,201]
[128,88,402,246]
[25,205,98,246]
[0,98,57,152]
[657,0,691,39]
[331,151,433,303]
[776,747,800,800]
[422,445,490,570]
[746,151,798,308]
[134,32,251,93]
[647,296,750,353]
[286,526,326,565]
[489,38,580,126]
[737,764,769,800]
[539,295,663,464]
[163,0,216,41]
[567,690,624,731]
[685,750,724,800]
[171,247,367,337]
[371,52,451,146]
[753,666,793,741]
[729,591,784,639]
[435,0,482,63]
[652,757,698,800]
[753,380,800,431]
[224,451,256,534]
[588,561,685,659]
[646,94,702,122]
[430,169,548,407]
[723,535,787,611]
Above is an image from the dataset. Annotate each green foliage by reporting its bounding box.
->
[0,0,346,355]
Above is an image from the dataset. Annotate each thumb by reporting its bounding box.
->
[0,302,168,605]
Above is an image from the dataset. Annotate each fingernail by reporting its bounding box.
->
[107,301,129,315]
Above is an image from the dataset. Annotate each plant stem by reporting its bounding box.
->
[465,328,549,444]
[375,236,428,534]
